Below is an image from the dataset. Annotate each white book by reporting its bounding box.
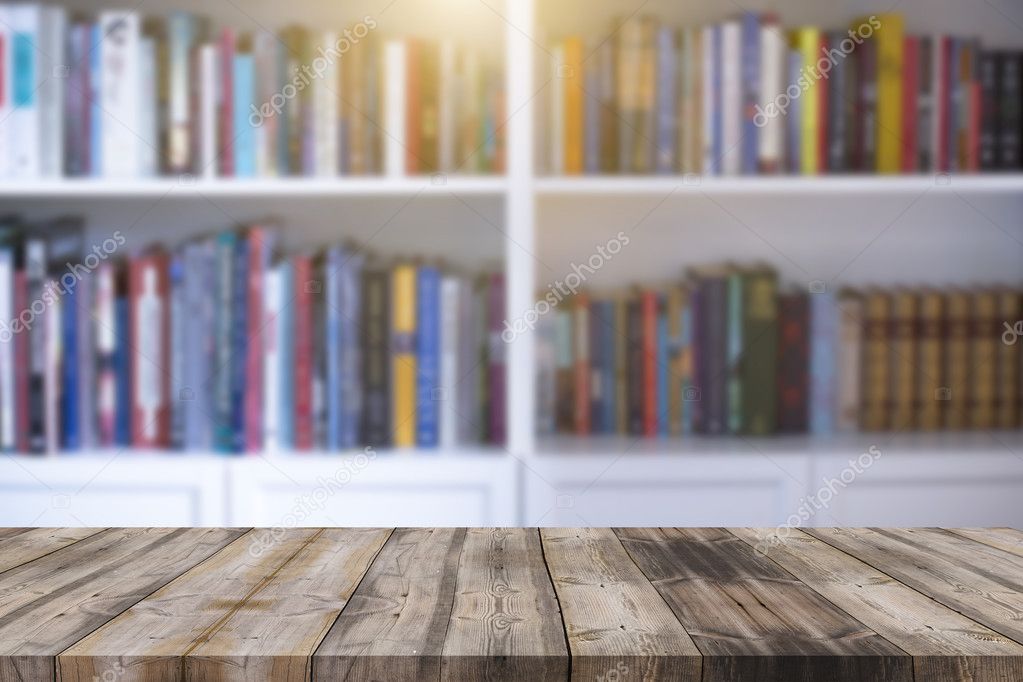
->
[0,250,13,449]
[99,11,141,178]
[439,276,460,449]
[39,6,65,177]
[314,32,339,177]
[701,25,716,175]
[263,265,282,452]
[758,20,784,172]
[0,7,10,177]
[198,43,219,178]
[383,40,406,178]
[549,44,564,175]
[438,40,456,173]
[720,21,742,176]
[138,37,158,177]
[8,4,43,178]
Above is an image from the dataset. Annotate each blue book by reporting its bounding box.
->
[61,283,80,449]
[655,26,677,174]
[339,251,364,448]
[230,234,249,452]
[233,54,256,176]
[213,232,236,452]
[183,240,214,450]
[90,24,102,175]
[114,297,131,446]
[809,290,837,435]
[656,309,669,436]
[325,248,343,450]
[416,266,440,447]
[786,50,802,173]
[168,254,186,449]
[277,262,295,448]
[740,13,760,174]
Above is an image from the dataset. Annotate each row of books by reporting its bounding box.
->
[537,266,1022,437]
[0,4,505,179]
[0,215,506,454]
[548,12,1023,175]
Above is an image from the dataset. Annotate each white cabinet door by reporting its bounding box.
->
[228,454,518,526]
[523,454,810,527]
[0,455,226,526]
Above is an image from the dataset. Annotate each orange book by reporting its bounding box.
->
[562,37,585,174]
[391,264,417,446]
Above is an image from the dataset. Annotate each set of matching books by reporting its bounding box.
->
[0,215,505,454]
[548,12,1023,175]
[537,266,1022,438]
[0,4,504,179]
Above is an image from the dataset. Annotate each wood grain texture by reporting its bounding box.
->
[615,527,912,681]
[731,527,1023,681]
[946,527,1023,558]
[0,527,245,682]
[314,528,567,681]
[806,527,1023,645]
[541,527,701,682]
[441,528,567,681]
[0,528,102,573]
[59,527,390,682]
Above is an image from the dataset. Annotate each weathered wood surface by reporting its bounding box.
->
[0,527,1020,681]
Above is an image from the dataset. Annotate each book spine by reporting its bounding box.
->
[625,298,644,434]
[584,48,600,175]
[698,277,728,434]
[758,19,783,173]
[61,273,79,450]
[573,294,590,435]
[680,294,695,434]
[901,36,920,172]
[167,12,195,173]
[916,292,944,430]
[487,273,506,444]
[655,27,677,174]
[99,11,141,177]
[233,51,255,177]
[614,297,628,433]
[890,291,918,431]
[740,13,760,175]
[325,249,342,449]
[362,268,390,447]
[229,235,249,451]
[563,37,584,174]
[130,253,170,448]
[14,270,29,451]
[936,36,952,171]
[587,300,605,434]
[999,53,1022,169]
[405,39,421,175]
[666,288,685,436]
[809,290,837,436]
[244,228,269,452]
[642,291,659,436]
[874,14,905,173]
[776,293,809,433]
[168,254,186,450]
[277,261,294,447]
[861,292,891,431]
[979,51,999,171]
[416,266,440,447]
[785,49,802,173]
[261,264,281,451]
[43,288,60,453]
[726,272,743,434]
[292,255,314,449]
[797,28,821,174]
[701,25,719,175]
[836,295,863,432]
[943,292,970,429]
[740,270,778,435]
[0,249,15,450]
[918,36,935,171]
[213,234,234,450]
[969,291,997,429]
[655,302,669,435]
[549,44,565,175]
[827,31,849,172]
[855,39,878,172]
[391,264,417,447]
[439,277,460,446]
[384,40,407,177]
[313,32,340,177]
[340,252,364,449]
[218,29,235,176]
[996,291,1021,429]
[25,237,46,451]
[597,41,618,173]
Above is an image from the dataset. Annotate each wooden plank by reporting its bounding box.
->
[946,527,1023,558]
[806,527,1023,645]
[615,527,911,681]
[541,527,701,682]
[731,527,1023,681]
[0,528,102,573]
[0,527,245,682]
[59,527,390,682]
[441,528,567,680]
[314,528,568,681]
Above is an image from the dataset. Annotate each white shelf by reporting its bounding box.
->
[0,176,507,198]
[536,174,1023,196]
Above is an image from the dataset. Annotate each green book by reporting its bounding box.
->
[739,266,779,435]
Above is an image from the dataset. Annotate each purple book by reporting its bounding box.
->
[487,272,506,444]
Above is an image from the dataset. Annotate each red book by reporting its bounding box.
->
[14,270,28,453]
[967,81,981,172]
[129,251,170,448]
[902,36,920,173]
[817,35,829,173]
[936,36,952,172]
[405,39,421,175]
[218,29,235,177]
[243,227,270,452]
[641,291,657,437]
[292,255,314,450]
[573,294,590,436]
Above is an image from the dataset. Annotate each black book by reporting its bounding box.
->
[360,266,391,447]
[693,269,728,435]
[827,31,849,172]
[776,292,810,433]
[999,52,1022,170]
[979,51,1000,171]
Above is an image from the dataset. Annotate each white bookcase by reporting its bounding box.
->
[1,0,1022,527]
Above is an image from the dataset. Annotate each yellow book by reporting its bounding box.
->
[562,37,584,174]
[391,264,417,446]
[871,13,904,173]
[793,28,820,175]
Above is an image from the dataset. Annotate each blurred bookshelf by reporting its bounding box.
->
[0,0,1021,528]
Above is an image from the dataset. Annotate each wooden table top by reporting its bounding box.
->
[1,528,1022,681]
